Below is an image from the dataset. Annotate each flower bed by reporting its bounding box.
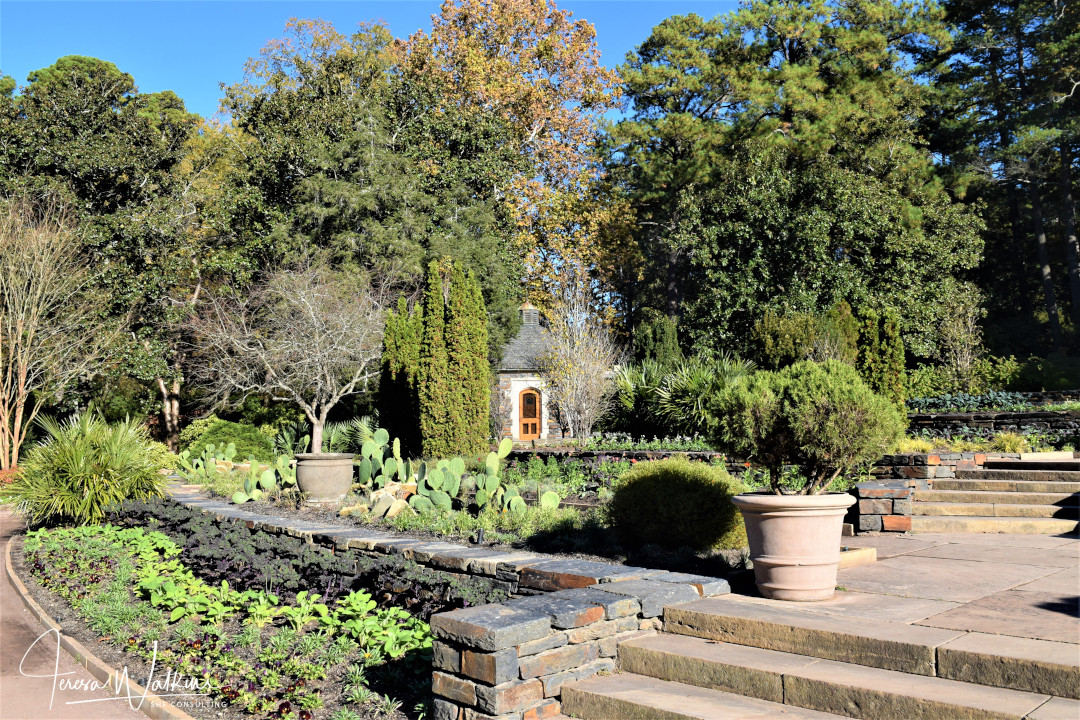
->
[20,524,434,720]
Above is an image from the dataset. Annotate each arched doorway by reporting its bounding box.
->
[519,388,541,440]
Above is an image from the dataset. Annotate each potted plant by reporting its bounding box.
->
[712,360,905,600]
[190,264,387,504]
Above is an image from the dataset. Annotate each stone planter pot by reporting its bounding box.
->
[295,453,355,504]
[731,492,856,601]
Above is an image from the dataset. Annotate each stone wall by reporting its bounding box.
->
[907,410,1080,437]
[850,452,1023,533]
[164,487,732,720]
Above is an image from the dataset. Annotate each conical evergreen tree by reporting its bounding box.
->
[419,261,451,457]
[378,296,423,455]
[460,269,490,453]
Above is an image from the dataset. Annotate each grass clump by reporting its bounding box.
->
[608,456,747,551]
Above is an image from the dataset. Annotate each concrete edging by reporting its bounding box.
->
[4,533,200,720]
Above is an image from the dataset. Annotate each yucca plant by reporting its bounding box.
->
[9,412,167,526]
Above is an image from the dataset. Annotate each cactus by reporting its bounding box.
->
[259,468,277,491]
[409,494,435,513]
[540,490,560,510]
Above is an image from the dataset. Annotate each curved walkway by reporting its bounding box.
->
[0,508,145,720]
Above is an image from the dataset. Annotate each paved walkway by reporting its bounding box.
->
[742,532,1079,644]
[0,508,145,720]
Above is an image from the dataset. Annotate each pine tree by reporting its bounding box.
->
[857,308,881,394]
[378,296,423,455]
[445,264,471,453]
[419,261,451,457]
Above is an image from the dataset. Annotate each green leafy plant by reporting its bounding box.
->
[10,413,167,525]
[608,457,747,551]
[712,361,906,494]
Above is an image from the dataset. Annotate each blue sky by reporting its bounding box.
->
[1,1,739,120]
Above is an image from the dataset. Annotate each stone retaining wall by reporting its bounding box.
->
[165,486,732,720]
[851,452,1024,532]
[907,410,1080,437]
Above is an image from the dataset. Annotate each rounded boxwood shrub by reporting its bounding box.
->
[184,419,274,463]
[607,457,747,551]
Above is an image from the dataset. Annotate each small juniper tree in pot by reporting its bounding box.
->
[711,360,905,600]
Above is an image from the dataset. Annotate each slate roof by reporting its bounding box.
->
[499,304,550,372]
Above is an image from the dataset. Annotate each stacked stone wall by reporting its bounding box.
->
[165,488,731,720]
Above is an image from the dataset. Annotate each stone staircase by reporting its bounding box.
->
[910,459,1080,534]
[559,594,1079,719]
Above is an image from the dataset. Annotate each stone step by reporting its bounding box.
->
[984,459,1080,472]
[663,597,965,676]
[910,515,1079,534]
[915,489,1078,505]
[615,635,1067,720]
[911,502,1080,519]
[944,475,1080,492]
[560,672,850,720]
[622,630,1080,701]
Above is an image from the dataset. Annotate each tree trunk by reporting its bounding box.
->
[1031,180,1063,349]
[1061,143,1080,326]
[311,417,325,454]
[1006,168,1034,318]
[156,375,182,451]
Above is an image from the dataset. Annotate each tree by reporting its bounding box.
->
[1,56,209,448]
[221,19,524,353]
[378,297,423,455]
[609,1,983,357]
[417,260,490,457]
[0,197,114,469]
[403,0,625,311]
[446,264,490,456]
[418,262,451,457]
[539,272,624,439]
[189,265,388,453]
[923,0,1078,351]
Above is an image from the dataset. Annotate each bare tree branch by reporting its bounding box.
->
[538,271,624,440]
[0,196,117,469]
[188,264,389,452]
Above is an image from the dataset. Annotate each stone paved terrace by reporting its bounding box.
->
[835,531,1078,643]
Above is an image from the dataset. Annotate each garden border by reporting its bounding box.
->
[162,484,735,720]
[4,535,200,720]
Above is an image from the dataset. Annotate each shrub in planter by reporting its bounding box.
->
[710,361,905,600]
[10,413,167,526]
[712,360,905,494]
[608,457,747,551]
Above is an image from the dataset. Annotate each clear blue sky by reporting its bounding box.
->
[1,1,738,120]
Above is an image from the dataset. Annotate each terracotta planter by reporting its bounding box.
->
[295,453,355,504]
[731,492,856,601]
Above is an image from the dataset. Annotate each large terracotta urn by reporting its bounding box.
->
[731,492,856,601]
[295,453,355,504]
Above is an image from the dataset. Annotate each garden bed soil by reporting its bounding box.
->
[10,535,416,720]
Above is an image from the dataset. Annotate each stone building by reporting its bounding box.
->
[494,303,563,441]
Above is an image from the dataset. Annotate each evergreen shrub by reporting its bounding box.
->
[607,457,747,551]
[183,419,274,463]
[712,361,905,494]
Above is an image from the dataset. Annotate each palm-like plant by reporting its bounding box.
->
[654,356,757,435]
[10,412,167,526]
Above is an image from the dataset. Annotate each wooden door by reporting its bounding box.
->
[519,389,541,440]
